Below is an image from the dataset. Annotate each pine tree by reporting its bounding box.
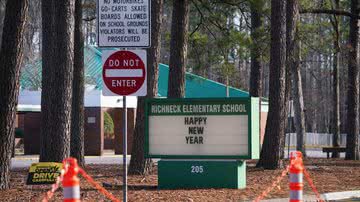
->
[128,0,164,175]
[0,0,28,189]
[70,0,85,167]
[40,0,74,162]
[167,0,189,98]
[257,0,287,169]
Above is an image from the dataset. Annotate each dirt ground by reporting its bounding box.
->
[1,158,360,202]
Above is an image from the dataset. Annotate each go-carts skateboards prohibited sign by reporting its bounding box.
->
[97,0,151,47]
[102,50,147,96]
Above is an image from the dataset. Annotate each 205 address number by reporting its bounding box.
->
[191,165,204,173]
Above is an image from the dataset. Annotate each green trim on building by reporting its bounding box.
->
[251,97,260,159]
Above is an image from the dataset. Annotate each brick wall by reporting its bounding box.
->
[84,107,104,156]
[21,108,107,156]
[23,112,41,154]
[260,112,268,144]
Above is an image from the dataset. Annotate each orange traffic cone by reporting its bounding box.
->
[289,151,304,202]
[62,158,81,202]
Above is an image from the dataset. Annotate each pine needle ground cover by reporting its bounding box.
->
[1,159,359,201]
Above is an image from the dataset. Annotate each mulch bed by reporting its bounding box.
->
[1,158,360,201]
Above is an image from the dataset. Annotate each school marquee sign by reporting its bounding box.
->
[145,98,260,159]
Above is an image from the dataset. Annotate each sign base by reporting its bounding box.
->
[158,160,246,189]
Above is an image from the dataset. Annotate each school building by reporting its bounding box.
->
[16,46,268,156]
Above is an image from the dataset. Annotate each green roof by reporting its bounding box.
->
[20,46,250,98]
[20,61,42,90]
[158,64,249,97]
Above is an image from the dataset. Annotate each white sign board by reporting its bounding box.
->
[149,115,249,156]
[87,117,96,124]
[97,0,151,47]
[102,50,147,96]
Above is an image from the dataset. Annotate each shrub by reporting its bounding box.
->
[104,112,114,139]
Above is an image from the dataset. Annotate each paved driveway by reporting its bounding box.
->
[11,148,344,169]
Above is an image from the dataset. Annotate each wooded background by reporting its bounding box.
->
[0,0,359,189]
[0,0,354,134]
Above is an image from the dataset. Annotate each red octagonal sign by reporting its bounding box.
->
[102,50,147,96]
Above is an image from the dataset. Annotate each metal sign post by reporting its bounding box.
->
[122,96,127,202]
[288,100,293,159]
[98,0,151,198]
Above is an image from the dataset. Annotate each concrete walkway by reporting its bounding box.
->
[259,190,360,201]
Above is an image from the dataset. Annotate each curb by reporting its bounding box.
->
[258,195,317,202]
[322,190,360,201]
[258,190,360,201]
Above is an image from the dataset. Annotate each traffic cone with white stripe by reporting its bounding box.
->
[289,151,304,202]
[62,158,81,202]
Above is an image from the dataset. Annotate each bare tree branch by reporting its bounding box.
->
[300,9,360,19]
[83,16,96,22]
[189,0,204,37]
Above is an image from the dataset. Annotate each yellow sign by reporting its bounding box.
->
[26,162,62,185]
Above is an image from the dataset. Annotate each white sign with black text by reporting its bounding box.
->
[97,0,151,47]
[149,115,249,156]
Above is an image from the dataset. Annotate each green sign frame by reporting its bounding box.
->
[144,97,260,159]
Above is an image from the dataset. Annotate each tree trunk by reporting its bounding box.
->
[128,0,163,175]
[283,1,294,159]
[0,0,28,190]
[286,0,306,156]
[249,2,264,161]
[70,0,85,167]
[249,2,263,97]
[311,56,318,133]
[40,0,74,162]
[0,1,6,48]
[331,0,341,158]
[346,0,360,160]
[256,0,287,169]
[292,43,306,156]
[167,0,189,98]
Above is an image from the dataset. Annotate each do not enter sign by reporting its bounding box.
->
[102,50,147,96]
